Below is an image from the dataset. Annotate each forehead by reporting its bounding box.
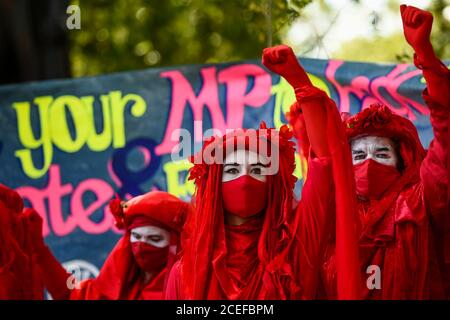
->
[224,149,267,164]
[351,136,395,150]
[131,225,168,235]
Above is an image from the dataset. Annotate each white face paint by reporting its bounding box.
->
[222,150,269,183]
[351,136,399,167]
[130,226,171,248]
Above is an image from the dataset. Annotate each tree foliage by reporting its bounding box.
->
[334,0,450,63]
[70,0,311,77]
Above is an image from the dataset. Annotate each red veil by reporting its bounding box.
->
[179,123,300,299]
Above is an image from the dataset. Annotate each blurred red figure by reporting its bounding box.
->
[262,5,448,299]
[28,191,189,300]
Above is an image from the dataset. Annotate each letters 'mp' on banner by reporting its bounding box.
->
[0,58,439,277]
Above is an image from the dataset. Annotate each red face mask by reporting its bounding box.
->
[131,242,169,273]
[222,175,268,218]
[353,159,400,200]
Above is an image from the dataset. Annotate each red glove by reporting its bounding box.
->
[400,5,435,61]
[401,4,449,107]
[262,44,312,88]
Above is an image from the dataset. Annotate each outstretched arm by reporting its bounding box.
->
[262,45,361,299]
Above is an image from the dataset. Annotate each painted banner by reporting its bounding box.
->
[0,57,443,282]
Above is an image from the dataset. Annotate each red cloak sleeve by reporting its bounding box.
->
[418,59,449,225]
[165,260,182,299]
[262,45,361,299]
[416,56,450,297]
[293,86,361,299]
[294,156,334,299]
[34,245,72,300]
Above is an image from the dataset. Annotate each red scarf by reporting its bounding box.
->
[354,159,401,200]
[71,232,174,300]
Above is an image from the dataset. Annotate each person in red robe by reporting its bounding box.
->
[27,190,189,300]
[165,110,359,300]
[262,4,449,299]
[0,184,44,299]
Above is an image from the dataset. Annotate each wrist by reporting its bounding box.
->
[413,52,445,73]
[413,42,436,61]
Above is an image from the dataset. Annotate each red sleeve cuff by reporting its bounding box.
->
[413,53,450,76]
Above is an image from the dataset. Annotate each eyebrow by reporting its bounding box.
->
[375,147,390,152]
[250,162,269,167]
[223,163,240,168]
[132,231,162,236]
[352,150,366,154]
[223,162,269,168]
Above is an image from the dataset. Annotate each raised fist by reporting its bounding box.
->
[262,45,311,88]
[400,4,433,52]
[262,45,298,74]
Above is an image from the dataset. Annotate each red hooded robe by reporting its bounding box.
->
[35,191,188,300]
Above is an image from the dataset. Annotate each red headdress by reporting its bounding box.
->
[346,103,426,168]
[109,191,187,232]
[180,122,300,299]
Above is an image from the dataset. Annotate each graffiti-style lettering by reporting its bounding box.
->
[271,75,330,130]
[326,61,427,120]
[17,165,114,237]
[13,96,53,180]
[163,160,194,199]
[13,91,147,179]
[156,64,271,155]
[111,138,161,198]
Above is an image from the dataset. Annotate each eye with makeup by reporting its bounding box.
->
[224,165,240,175]
[250,167,262,175]
[249,163,267,176]
[352,150,367,161]
[374,147,391,159]
[148,235,163,242]
[375,153,390,159]
[131,232,142,240]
